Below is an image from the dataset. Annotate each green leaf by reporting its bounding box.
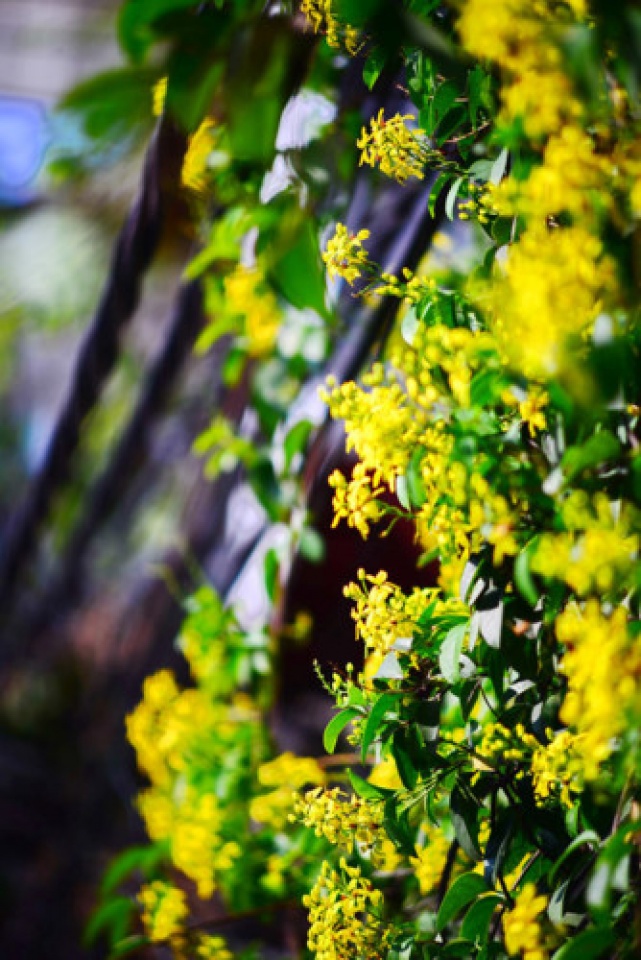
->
[401,306,420,346]
[299,527,325,563]
[323,708,361,754]
[468,65,489,128]
[549,830,600,886]
[101,846,160,896]
[429,81,458,133]
[348,768,393,801]
[429,171,453,218]
[439,623,468,683]
[284,420,314,470]
[361,691,402,762]
[445,177,465,220]
[561,430,621,480]
[489,147,509,185]
[552,928,615,960]
[461,893,502,943]
[375,651,404,680]
[118,0,202,61]
[514,540,541,607]
[58,67,155,145]
[84,898,134,948]
[363,47,389,90]
[263,547,280,603]
[406,446,428,508]
[451,785,481,861]
[109,937,150,959]
[270,219,328,317]
[436,872,489,931]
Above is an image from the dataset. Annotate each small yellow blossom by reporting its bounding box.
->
[194,933,234,960]
[181,118,218,194]
[152,76,167,117]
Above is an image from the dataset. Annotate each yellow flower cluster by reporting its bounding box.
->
[410,824,451,894]
[322,366,427,489]
[127,669,259,898]
[303,859,389,960]
[457,0,586,139]
[195,934,234,960]
[322,325,529,591]
[139,881,188,943]
[328,462,387,539]
[292,787,387,861]
[322,224,373,285]
[530,730,584,809]
[357,110,427,184]
[250,752,326,829]
[182,119,218,194]
[300,0,361,54]
[224,265,281,357]
[532,504,638,596]
[344,569,465,659]
[486,225,614,378]
[502,883,549,960]
[556,602,641,780]
[474,723,582,806]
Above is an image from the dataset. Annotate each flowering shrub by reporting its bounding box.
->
[83,1,641,958]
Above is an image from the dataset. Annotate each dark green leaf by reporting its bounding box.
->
[84,898,134,948]
[461,893,502,943]
[436,872,489,931]
[429,171,453,218]
[109,937,150,959]
[361,692,402,762]
[552,928,615,960]
[451,784,481,861]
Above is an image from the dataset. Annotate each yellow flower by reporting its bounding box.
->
[503,883,549,960]
[357,110,427,184]
[519,388,548,435]
[138,881,188,943]
[152,76,167,117]
[223,265,281,357]
[181,118,218,194]
[251,753,326,829]
[300,0,361,54]
[410,825,451,894]
[556,602,641,780]
[322,223,372,285]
